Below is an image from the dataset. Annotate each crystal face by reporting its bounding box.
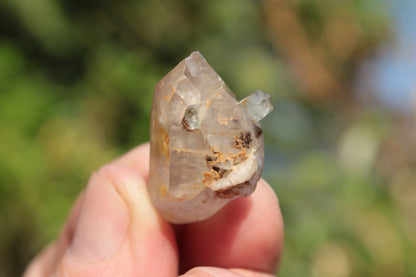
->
[149,51,273,224]
[238,90,273,123]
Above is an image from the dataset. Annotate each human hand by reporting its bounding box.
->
[24,143,283,277]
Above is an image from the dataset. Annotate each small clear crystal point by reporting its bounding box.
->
[238,90,273,123]
[182,105,200,130]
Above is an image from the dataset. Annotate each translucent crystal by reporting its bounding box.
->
[148,51,273,223]
[238,90,273,122]
[182,105,200,130]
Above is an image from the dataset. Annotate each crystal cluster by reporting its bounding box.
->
[149,51,273,224]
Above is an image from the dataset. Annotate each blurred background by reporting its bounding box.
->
[0,0,415,276]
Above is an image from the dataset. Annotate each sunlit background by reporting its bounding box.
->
[0,0,415,276]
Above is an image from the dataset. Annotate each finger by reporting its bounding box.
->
[26,163,178,277]
[230,268,276,277]
[179,179,284,274]
[114,143,150,182]
[24,192,84,277]
[180,267,275,277]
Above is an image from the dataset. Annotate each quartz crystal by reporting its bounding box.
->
[149,51,273,224]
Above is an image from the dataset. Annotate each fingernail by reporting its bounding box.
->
[69,172,129,263]
[184,267,244,277]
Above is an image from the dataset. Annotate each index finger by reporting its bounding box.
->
[178,179,284,274]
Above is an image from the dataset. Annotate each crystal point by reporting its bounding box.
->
[238,90,273,122]
[149,51,273,223]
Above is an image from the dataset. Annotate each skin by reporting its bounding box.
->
[24,143,284,277]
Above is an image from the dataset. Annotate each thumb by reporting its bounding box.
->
[25,164,178,277]
[68,169,129,264]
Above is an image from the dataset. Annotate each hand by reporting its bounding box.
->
[24,143,284,277]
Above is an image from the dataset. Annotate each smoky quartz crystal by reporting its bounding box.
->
[149,51,273,223]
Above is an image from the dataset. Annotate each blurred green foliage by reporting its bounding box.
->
[0,0,414,276]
